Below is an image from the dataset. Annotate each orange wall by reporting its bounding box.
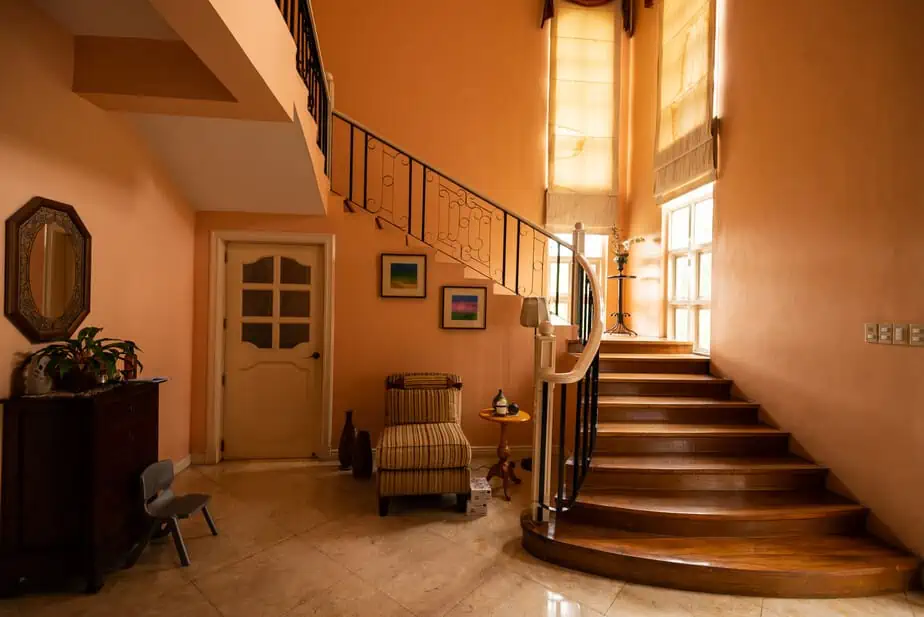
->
[191,204,553,455]
[0,0,196,462]
[312,0,550,222]
[625,0,924,554]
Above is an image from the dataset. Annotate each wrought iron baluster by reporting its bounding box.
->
[558,383,568,510]
[538,382,549,522]
[348,125,355,204]
[515,221,521,294]
[362,132,369,211]
[573,377,583,496]
[555,242,562,318]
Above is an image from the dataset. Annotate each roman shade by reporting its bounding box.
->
[654,0,717,204]
[546,0,621,233]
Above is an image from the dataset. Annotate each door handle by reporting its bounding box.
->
[310,352,321,359]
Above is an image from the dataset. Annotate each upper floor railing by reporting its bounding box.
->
[276,0,332,172]
[328,111,604,518]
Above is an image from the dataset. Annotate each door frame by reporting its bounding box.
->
[204,230,335,464]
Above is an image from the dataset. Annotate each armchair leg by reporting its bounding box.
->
[202,506,219,536]
[378,497,390,517]
[167,516,191,567]
[456,493,469,513]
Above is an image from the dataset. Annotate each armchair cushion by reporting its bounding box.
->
[377,423,472,470]
[385,388,460,425]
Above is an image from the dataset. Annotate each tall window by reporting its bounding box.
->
[665,185,713,352]
[546,1,620,233]
[547,233,608,320]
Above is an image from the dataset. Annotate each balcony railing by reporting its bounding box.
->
[277,0,331,172]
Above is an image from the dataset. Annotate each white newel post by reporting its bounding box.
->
[531,321,557,522]
[570,222,586,327]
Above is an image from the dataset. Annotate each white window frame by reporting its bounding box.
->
[662,184,713,354]
[548,233,608,324]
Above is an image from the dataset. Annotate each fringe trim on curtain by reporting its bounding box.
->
[545,191,618,233]
[653,121,715,204]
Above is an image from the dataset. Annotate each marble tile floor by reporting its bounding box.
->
[1,458,919,617]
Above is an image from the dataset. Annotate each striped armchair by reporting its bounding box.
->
[376,373,472,516]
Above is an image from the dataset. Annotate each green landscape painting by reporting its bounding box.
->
[390,262,418,289]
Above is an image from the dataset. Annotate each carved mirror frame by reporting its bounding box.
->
[4,197,92,342]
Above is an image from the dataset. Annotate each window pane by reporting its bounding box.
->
[242,323,273,349]
[549,263,570,299]
[674,308,690,342]
[668,206,690,250]
[673,256,691,300]
[694,199,714,245]
[583,234,607,258]
[698,308,711,352]
[280,257,310,285]
[242,256,274,283]
[242,290,273,317]
[279,324,310,349]
[699,252,712,300]
[280,291,310,318]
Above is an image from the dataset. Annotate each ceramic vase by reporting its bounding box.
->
[338,410,356,470]
[352,430,373,480]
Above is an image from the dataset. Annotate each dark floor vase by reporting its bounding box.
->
[338,410,356,470]
[352,431,373,479]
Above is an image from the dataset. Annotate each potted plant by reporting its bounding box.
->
[32,326,143,393]
[610,227,645,274]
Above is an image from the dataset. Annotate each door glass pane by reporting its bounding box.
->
[668,206,690,250]
[279,324,310,349]
[280,291,311,317]
[698,308,711,352]
[242,256,274,283]
[242,290,273,317]
[694,199,714,245]
[673,256,691,300]
[242,323,273,349]
[699,252,712,300]
[674,308,690,342]
[280,257,311,285]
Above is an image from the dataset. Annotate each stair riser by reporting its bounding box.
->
[598,381,732,399]
[521,517,915,598]
[599,358,710,374]
[570,341,694,354]
[563,506,868,537]
[593,435,790,456]
[582,469,827,491]
[598,407,760,425]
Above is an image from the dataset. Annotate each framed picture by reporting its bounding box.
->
[380,253,427,298]
[441,286,488,330]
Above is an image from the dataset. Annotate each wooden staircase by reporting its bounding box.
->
[522,337,920,598]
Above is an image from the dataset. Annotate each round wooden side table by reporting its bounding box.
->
[478,409,531,501]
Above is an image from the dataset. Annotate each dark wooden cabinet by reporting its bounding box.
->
[0,382,159,593]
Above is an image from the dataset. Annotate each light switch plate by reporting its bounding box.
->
[911,324,924,347]
[893,324,909,345]
[865,323,879,344]
[879,323,893,344]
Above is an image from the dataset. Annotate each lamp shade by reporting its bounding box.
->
[520,297,550,328]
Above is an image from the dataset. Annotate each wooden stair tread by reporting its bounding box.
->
[540,519,917,574]
[593,353,709,361]
[599,373,731,383]
[597,396,757,408]
[574,490,865,521]
[595,423,784,437]
[584,454,822,473]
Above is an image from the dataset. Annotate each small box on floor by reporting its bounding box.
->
[470,477,492,502]
[466,501,488,517]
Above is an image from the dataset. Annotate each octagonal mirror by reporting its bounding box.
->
[4,197,91,342]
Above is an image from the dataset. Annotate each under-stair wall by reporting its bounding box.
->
[189,193,573,458]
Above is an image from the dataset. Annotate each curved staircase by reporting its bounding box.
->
[522,337,920,598]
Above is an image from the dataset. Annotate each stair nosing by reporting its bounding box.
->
[594,424,787,438]
[577,456,826,474]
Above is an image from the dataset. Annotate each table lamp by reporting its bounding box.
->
[519,297,549,332]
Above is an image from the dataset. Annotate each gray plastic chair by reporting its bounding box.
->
[126,460,217,568]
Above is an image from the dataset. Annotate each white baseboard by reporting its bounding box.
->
[331,445,533,459]
[174,455,192,474]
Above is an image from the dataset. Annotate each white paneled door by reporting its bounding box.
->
[223,243,324,459]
